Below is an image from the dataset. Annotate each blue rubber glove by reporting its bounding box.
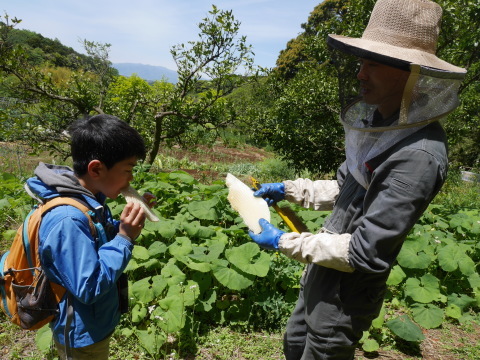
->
[249,218,285,250]
[254,182,285,206]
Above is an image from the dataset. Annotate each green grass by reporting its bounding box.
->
[108,326,284,360]
[2,318,478,360]
[433,168,480,210]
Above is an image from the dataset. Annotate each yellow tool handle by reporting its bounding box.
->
[250,177,307,233]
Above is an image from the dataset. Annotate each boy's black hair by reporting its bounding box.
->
[69,114,146,176]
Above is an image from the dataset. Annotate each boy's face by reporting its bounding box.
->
[95,156,138,199]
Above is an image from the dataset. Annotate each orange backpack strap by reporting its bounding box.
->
[39,197,96,236]
[37,197,97,304]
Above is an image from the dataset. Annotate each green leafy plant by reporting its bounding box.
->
[1,168,479,358]
[103,170,308,357]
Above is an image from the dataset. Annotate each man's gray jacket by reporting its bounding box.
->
[278,121,448,338]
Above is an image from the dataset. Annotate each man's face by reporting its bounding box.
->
[357,59,410,118]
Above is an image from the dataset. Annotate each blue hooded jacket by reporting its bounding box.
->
[27,162,133,348]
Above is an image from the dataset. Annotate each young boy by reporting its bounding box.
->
[26,114,147,359]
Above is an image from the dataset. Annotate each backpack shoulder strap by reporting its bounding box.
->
[40,197,96,236]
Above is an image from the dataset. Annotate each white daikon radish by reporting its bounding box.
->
[225,173,270,234]
[120,186,160,222]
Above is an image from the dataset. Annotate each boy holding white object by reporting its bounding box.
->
[27,114,150,359]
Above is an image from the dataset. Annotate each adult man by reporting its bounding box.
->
[249,0,466,359]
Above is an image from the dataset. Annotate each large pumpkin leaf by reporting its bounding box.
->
[131,277,155,303]
[177,252,212,273]
[445,304,462,319]
[371,304,386,329]
[183,220,216,238]
[148,241,168,258]
[386,315,425,342]
[211,259,255,290]
[151,274,168,297]
[189,242,225,262]
[225,242,270,277]
[405,274,440,303]
[437,243,463,272]
[187,197,220,220]
[131,303,148,323]
[387,265,406,286]
[168,171,196,184]
[135,327,166,356]
[147,219,177,239]
[362,338,380,353]
[140,258,163,271]
[169,236,193,257]
[125,258,139,272]
[35,325,52,353]
[132,245,150,260]
[197,288,216,312]
[411,303,444,329]
[161,259,186,286]
[468,272,480,289]
[458,255,476,276]
[165,280,200,307]
[154,296,187,333]
[397,240,433,269]
[447,293,476,311]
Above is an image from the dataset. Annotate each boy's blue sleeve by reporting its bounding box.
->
[113,219,121,232]
[39,205,133,305]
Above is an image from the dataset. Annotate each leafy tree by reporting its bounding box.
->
[436,0,480,169]
[242,0,376,175]
[245,0,479,174]
[0,6,256,166]
[0,14,118,157]
[103,75,174,152]
[143,5,256,164]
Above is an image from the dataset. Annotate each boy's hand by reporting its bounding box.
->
[119,202,146,241]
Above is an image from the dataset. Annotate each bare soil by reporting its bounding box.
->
[158,142,272,182]
[163,143,272,164]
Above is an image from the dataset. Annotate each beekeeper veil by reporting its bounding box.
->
[327,0,466,189]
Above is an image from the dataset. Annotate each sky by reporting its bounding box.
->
[3,0,321,71]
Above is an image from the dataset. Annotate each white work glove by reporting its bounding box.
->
[284,179,340,210]
[279,231,354,273]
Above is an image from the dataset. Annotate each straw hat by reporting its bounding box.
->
[327,0,466,74]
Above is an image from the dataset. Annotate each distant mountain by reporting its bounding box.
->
[113,63,178,83]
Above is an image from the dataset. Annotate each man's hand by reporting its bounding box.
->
[249,218,285,250]
[119,202,146,241]
[253,182,285,206]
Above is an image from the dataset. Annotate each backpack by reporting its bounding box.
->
[0,197,96,330]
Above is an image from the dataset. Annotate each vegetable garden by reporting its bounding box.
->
[1,143,479,359]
